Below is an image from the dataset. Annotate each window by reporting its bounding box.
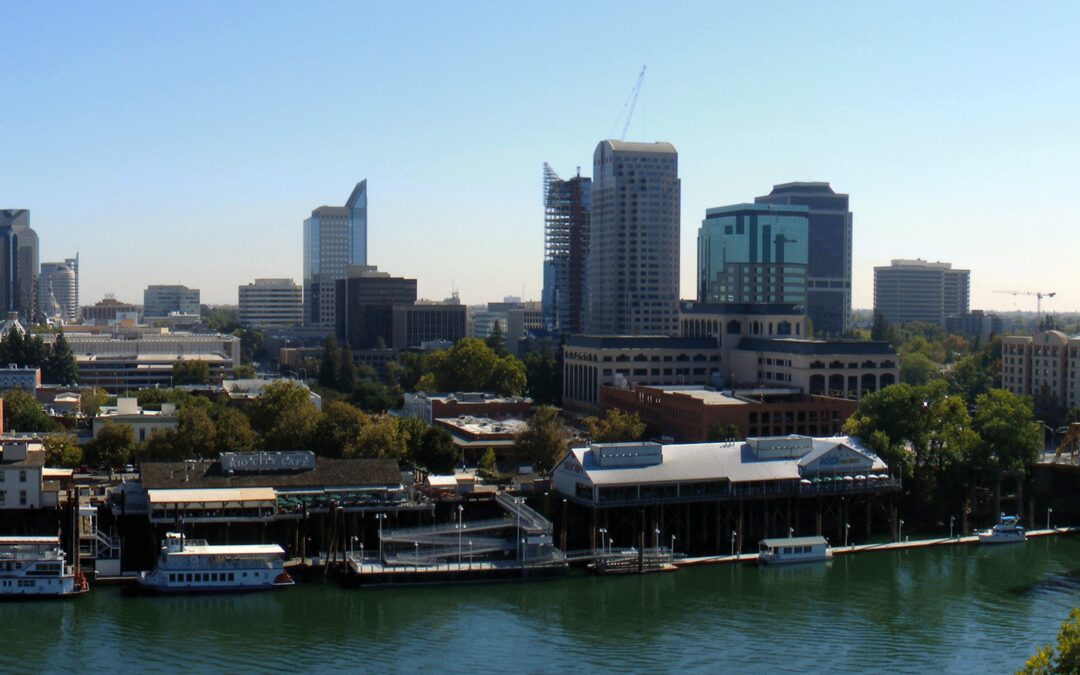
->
[186,574,193,582]
[18,471,26,483]
[0,492,5,506]
[19,491,26,506]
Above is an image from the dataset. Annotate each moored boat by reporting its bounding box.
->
[758,535,832,565]
[137,532,294,593]
[977,515,1026,544]
[0,536,88,598]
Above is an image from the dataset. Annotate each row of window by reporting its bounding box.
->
[0,471,27,483]
[169,572,238,583]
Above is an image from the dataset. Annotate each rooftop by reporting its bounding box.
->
[566,335,717,350]
[140,457,402,490]
[679,302,804,317]
[601,140,677,155]
[737,337,896,356]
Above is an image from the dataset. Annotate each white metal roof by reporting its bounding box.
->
[761,535,829,547]
[147,487,277,504]
[168,543,284,556]
[564,436,886,487]
[0,536,60,545]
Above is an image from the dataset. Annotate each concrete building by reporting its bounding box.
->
[755,183,852,336]
[37,257,78,324]
[401,392,532,425]
[41,331,240,392]
[0,210,39,323]
[698,203,809,306]
[93,398,179,444]
[873,259,970,327]
[391,302,466,349]
[945,310,1004,341]
[238,278,303,329]
[563,302,897,417]
[0,366,41,393]
[144,285,200,319]
[601,384,857,442]
[303,180,368,327]
[0,442,47,509]
[542,163,591,334]
[82,297,139,325]
[1002,330,1080,410]
[587,141,680,336]
[335,266,416,348]
[506,304,543,357]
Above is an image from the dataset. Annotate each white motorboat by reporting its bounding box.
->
[978,515,1027,544]
[0,536,89,598]
[138,532,294,593]
[758,535,833,564]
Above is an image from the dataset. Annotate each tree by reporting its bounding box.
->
[485,321,508,357]
[583,409,646,443]
[708,423,741,442]
[397,416,429,462]
[1021,608,1080,674]
[173,406,217,458]
[428,338,496,392]
[0,327,26,366]
[80,387,109,419]
[413,426,459,474]
[173,359,210,385]
[973,389,1041,513]
[86,423,136,467]
[318,336,341,389]
[43,433,83,468]
[478,447,498,477]
[43,332,78,385]
[522,347,562,405]
[900,351,942,386]
[1,388,58,432]
[233,364,256,379]
[338,343,357,393]
[513,406,569,472]
[214,407,258,454]
[246,380,320,451]
[314,400,370,457]
[948,353,994,401]
[488,355,526,397]
[352,415,407,460]
[871,311,893,343]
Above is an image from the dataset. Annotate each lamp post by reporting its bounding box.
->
[844,523,850,549]
[654,527,660,551]
[1048,508,1054,531]
[414,541,419,564]
[898,518,905,543]
[599,528,607,555]
[670,534,676,553]
[730,530,737,557]
[789,527,794,538]
[458,504,464,564]
[950,516,955,539]
[376,513,387,562]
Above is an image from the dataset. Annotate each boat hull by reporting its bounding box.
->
[759,551,833,565]
[977,534,1027,545]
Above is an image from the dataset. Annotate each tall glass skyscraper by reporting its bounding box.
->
[303,180,368,327]
[697,203,809,306]
[755,182,852,336]
[587,140,680,336]
[541,163,591,335]
[0,209,39,323]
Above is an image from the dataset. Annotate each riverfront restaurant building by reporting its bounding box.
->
[551,435,900,555]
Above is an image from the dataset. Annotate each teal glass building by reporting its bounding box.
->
[697,203,809,307]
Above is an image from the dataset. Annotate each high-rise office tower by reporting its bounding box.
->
[541,163,591,334]
[238,278,303,328]
[0,210,39,323]
[37,258,78,323]
[303,180,368,327]
[755,182,852,335]
[697,204,809,305]
[144,284,201,317]
[874,259,970,327]
[587,141,680,336]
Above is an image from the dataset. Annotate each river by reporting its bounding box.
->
[3,535,1079,673]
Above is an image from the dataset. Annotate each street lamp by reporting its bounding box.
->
[376,513,387,562]
[730,530,737,557]
[950,515,955,539]
[458,504,464,564]
[789,527,794,538]
[670,534,676,554]
[599,528,607,554]
[844,523,850,549]
[654,527,660,550]
[898,519,905,543]
[1048,508,1054,531]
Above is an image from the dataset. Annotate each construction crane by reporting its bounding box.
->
[609,66,647,141]
[994,289,1057,315]
[1052,423,1080,464]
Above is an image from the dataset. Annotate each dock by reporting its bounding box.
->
[677,526,1080,566]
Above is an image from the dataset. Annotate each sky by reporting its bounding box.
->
[2,1,1079,312]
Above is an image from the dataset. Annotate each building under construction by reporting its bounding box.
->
[541,163,591,335]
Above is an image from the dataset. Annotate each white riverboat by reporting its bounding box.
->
[137,533,294,593]
[758,535,833,565]
[978,515,1027,545]
[0,536,88,598]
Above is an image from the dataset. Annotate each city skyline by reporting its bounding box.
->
[3,2,1080,312]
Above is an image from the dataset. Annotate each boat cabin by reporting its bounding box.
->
[758,535,832,564]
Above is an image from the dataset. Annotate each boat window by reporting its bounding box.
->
[228,573,234,581]
[784,547,792,554]
[186,574,192,582]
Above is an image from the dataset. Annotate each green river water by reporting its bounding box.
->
[3,535,1079,673]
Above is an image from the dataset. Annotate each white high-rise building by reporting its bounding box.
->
[587,141,680,336]
[238,278,303,328]
[37,256,78,323]
[303,180,367,327]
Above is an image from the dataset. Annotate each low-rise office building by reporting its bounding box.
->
[93,398,179,444]
[0,366,40,392]
[238,278,303,328]
[401,392,532,424]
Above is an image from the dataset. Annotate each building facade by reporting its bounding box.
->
[238,278,303,328]
[698,203,809,306]
[303,180,368,327]
[391,302,466,349]
[541,163,591,334]
[82,297,139,324]
[1002,330,1080,410]
[587,141,680,336]
[755,182,852,336]
[36,259,78,324]
[335,266,417,348]
[0,210,39,323]
[144,285,201,318]
[873,259,970,327]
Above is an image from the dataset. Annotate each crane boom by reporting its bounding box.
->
[993,289,1057,315]
[620,66,647,140]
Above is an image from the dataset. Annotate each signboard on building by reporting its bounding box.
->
[220,451,316,472]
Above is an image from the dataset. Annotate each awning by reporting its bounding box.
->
[147,487,276,505]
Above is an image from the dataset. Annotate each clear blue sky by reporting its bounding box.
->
[3,1,1079,312]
